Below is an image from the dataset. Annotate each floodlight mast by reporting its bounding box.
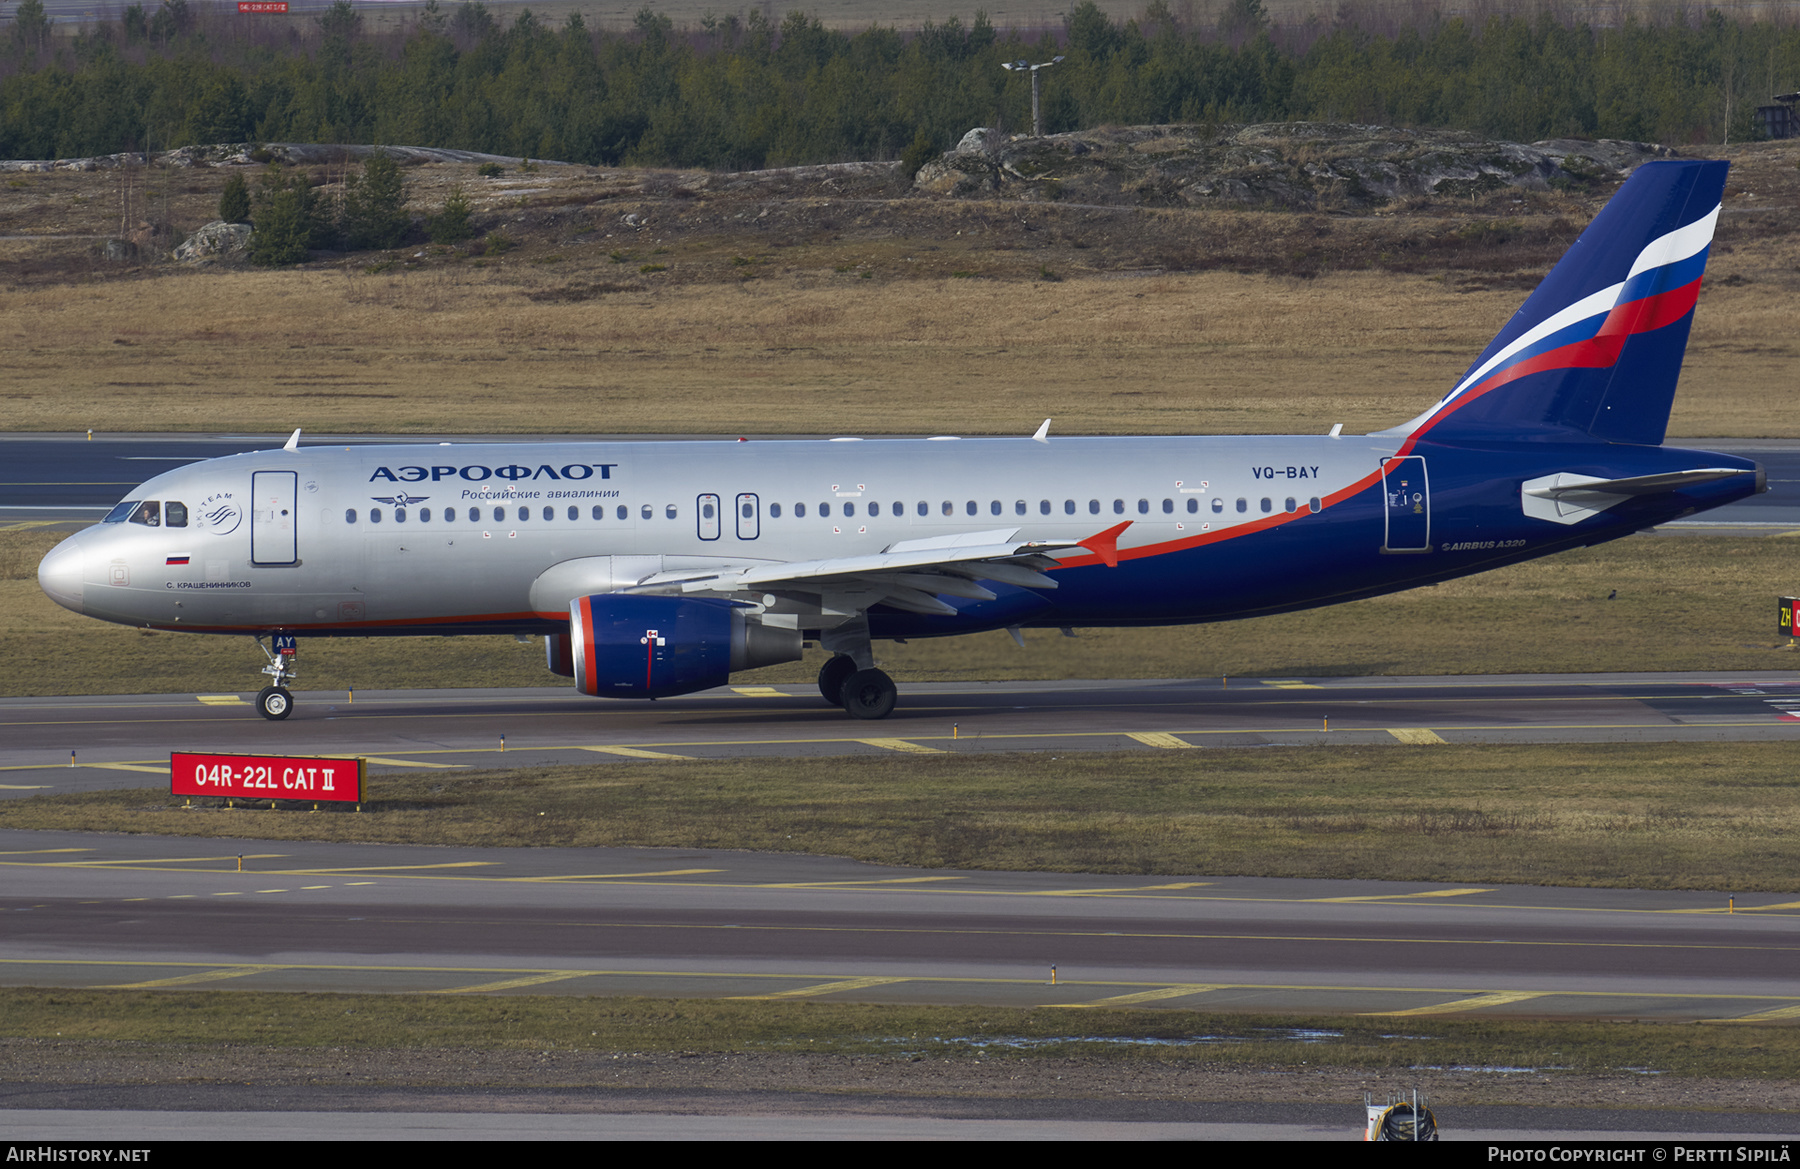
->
[1001,56,1064,137]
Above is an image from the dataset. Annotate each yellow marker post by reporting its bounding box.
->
[236,856,243,872]
[952,724,958,740]
[1049,965,1057,985]
[1323,717,1329,732]
[68,751,75,768]
[348,690,353,705]
[500,734,506,753]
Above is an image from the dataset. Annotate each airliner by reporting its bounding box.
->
[37,159,1763,721]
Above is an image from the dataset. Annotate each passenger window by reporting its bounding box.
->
[471,508,482,522]
[742,501,755,519]
[420,508,432,522]
[917,501,928,517]
[1235,498,1247,513]
[844,502,856,517]
[1309,497,1321,513]
[1089,500,1100,515]
[641,505,653,520]
[616,505,628,520]
[893,501,904,516]
[543,506,553,521]
[665,504,677,520]
[129,501,161,527]
[494,507,505,523]
[702,501,715,520]
[1284,497,1297,513]
[1212,498,1224,513]
[942,501,953,516]
[820,502,831,518]
[1138,499,1150,514]
[568,506,578,521]
[164,501,188,527]
[1015,501,1026,516]
[990,500,1001,516]
[1113,500,1124,515]
[1064,500,1075,515]
[771,503,783,518]
[395,507,407,523]
[345,509,357,524]
[1040,500,1051,515]
[868,501,880,517]
[1260,498,1273,513]
[518,506,529,521]
[796,503,807,518]
[371,508,383,524]
[1187,498,1199,514]
[1161,499,1173,514]
[966,501,978,516]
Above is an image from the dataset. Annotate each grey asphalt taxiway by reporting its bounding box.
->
[2,671,1797,797]
[5,827,1799,1023]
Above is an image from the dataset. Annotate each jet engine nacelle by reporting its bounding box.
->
[569,594,802,699]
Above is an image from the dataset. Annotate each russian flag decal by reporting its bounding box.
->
[166,555,190,566]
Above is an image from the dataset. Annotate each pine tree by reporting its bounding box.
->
[218,173,250,223]
[427,183,474,243]
[10,0,50,54]
[341,151,411,250]
[249,188,309,265]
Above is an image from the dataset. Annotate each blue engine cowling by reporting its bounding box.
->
[568,594,801,699]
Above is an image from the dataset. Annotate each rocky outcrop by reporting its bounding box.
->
[173,220,252,262]
[0,142,536,174]
[915,122,1676,209]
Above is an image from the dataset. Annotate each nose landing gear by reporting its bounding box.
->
[254,634,297,721]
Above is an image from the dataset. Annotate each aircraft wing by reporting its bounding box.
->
[628,528,1082,616]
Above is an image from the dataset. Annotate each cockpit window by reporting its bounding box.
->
[128,501,161,527]
[164,502,188,528]
[102,501,139,523]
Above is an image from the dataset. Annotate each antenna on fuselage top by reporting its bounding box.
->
[1032,418,1051,444]
[283,428,301,452]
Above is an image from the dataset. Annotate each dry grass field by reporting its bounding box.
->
[14,741,1800,889]
[4,139,1795,438]
[8,988,1800,1084]
[5,526,1797,696]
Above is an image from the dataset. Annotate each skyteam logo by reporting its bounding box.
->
[198,492,242,536]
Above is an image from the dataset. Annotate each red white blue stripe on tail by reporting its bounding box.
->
[1384,160,1728,448]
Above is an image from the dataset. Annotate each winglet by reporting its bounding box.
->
[1032,418,1051,443]
[283,428,301,452]
[1079,521,1132,568]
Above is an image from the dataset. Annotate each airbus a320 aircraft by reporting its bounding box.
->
[38,159,1763,721]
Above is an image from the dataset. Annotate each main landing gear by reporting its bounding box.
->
[254,634,297,721]
[816,653,898,721]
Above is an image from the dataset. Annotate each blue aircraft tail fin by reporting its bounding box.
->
[1386,159,1727,447]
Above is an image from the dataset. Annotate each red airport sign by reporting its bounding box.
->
[172,751,362,803]
[237,2,289,12]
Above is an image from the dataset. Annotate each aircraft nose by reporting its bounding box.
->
[37,537,84,615]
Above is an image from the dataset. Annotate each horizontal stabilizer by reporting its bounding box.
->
[1522,467,1751,525]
